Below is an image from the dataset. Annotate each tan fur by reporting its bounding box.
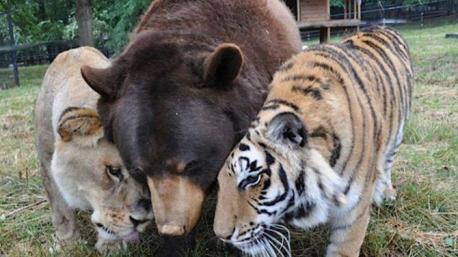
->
[35,47,153,254]
[147,176,205,236]
[214,27,413,257]
[57,108,102,143]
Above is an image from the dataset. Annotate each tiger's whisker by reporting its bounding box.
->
[265,227,291,256]
[265,237,276,257]
[265,235,286,257]
[264,231,289,257]
[265,227,289,245]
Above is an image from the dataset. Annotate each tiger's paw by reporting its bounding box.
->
[384,187,397,202]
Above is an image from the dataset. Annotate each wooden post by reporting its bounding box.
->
[6,0,19,87]
[357,0,361,31]
[353,0,357,19]
[344,0,347,19]
[320,27,330,43]
[297,0,301,22]
[76,0,93,46]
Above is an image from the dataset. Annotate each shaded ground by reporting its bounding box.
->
[0,21,457,257]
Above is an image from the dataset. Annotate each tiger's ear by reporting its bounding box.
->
[266,112,307,148]
[204,43,243,88]
[57,107,104,147]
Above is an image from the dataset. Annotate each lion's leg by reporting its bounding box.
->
[95,237,126,254]
[326,198,371,257]
[39,152,79,242]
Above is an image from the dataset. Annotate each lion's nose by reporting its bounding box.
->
[157,224,186,236]
[137,198,152,212]
[130,216,149,227]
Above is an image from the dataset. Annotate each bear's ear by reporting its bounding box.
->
[81,63,123,99]
[203,43,243,88]
[266,112,307,148]
[57,107,104,147]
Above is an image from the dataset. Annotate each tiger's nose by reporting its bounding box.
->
[214,227,235,240]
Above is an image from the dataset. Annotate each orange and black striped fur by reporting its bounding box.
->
[214,27,413,257]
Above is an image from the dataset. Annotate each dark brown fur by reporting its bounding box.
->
[81,0,301,250]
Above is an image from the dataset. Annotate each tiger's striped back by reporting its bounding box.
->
[214,27,414,257]
[270,26,413,204]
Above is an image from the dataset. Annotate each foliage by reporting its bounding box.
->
[0,0,447,51]
[0,0,151,52]
[331,0,344,7]
[92,0,151,52]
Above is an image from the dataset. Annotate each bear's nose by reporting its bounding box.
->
[157,224,186,236]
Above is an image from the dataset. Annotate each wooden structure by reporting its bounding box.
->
[284,0,362,43]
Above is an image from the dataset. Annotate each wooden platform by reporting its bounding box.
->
[298,19,362,29]
[298,19,362,43]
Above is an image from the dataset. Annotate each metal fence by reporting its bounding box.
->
[331,0,458,21]
[301,0,458,41]
[0,5,19,89]
[0,39,113,68]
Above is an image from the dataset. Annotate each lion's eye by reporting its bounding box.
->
[106,166,123,181]
[239,174,262,190]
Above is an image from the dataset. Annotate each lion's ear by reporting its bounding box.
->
[57,107,104,147]
[204,43,243,88]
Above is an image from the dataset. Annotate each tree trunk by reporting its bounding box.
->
[38,0,46,20]
[76,0,93,46]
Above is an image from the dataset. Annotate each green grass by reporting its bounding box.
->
[0,21,457,257]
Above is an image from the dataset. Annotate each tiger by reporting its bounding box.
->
[213,26,413,257]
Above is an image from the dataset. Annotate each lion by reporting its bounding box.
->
[35,47,154,253]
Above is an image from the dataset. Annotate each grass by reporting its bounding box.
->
[0,21,457,257]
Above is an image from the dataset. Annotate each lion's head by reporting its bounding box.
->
[51,107,153,243]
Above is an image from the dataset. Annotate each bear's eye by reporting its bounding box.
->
[184,160,201,173]
[106,165,123,181]
[239,174,262,190]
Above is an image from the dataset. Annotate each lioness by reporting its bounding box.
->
[35,47,153,253]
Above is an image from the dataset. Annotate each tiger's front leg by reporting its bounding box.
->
[326,197,372,257]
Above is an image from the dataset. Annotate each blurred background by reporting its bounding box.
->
[0,0,457,88]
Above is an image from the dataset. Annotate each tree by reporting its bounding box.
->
[76,0,92,46]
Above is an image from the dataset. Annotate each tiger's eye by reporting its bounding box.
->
[246,175,259,184]
[239,174,262,190]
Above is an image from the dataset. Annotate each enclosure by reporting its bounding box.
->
[0,1,457,257]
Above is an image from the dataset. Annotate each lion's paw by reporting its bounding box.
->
[95,238,127,255]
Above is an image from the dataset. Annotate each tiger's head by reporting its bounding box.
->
[214,110,346,256]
